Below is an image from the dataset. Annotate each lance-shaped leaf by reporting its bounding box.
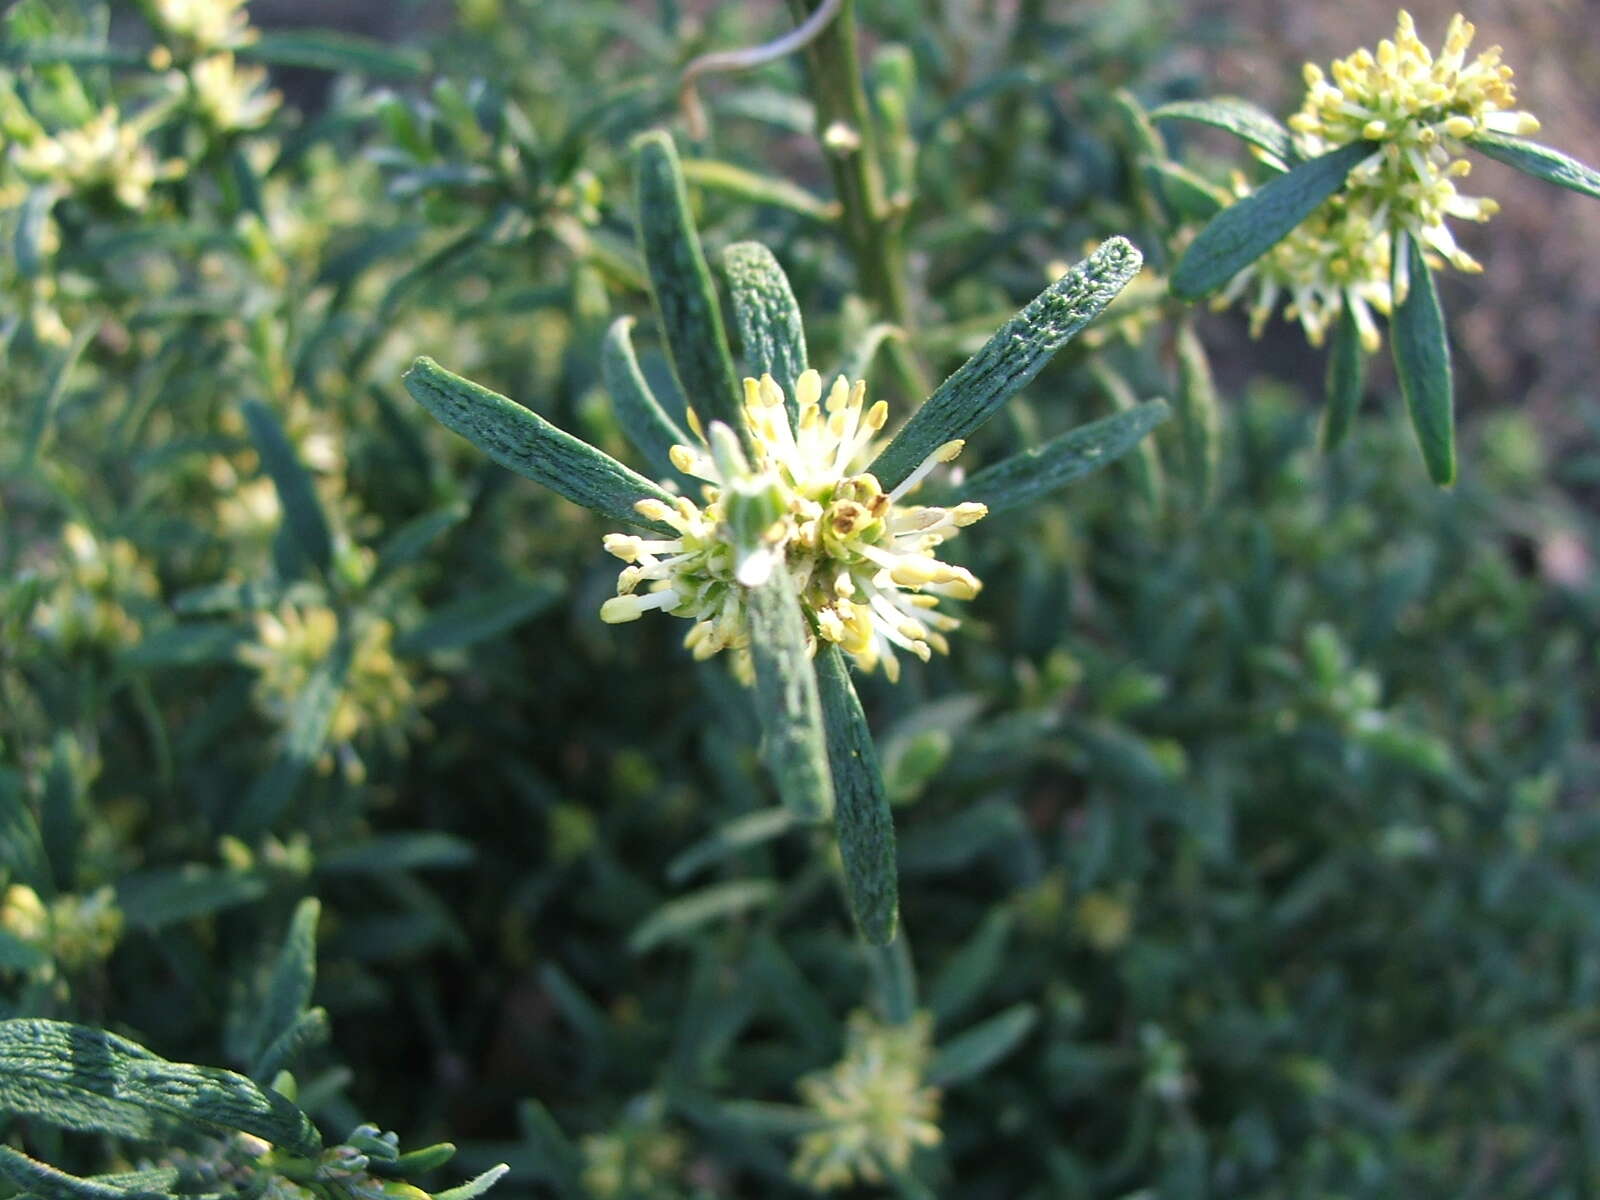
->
[745,576,834,822]
[926,1003,1038,1086]
[233,630,353,837]
[1089,362,1165,510]
[1173,319,1221,503]
[249,1008,330,1083]
[1152,98,1297,165]
[1321,298,1368,451]
[815,646,898,946]
[0,1019,320,1154]
[958,400,1170,514]
[600,316,691,478]
[870,237,1143,491]
[1170,141,1374,299]
[680,159,837,222]
[627,881,779,954]
[395,573,564,655]
[1468,132,1600,202]
[237,31,428,78]
[634,131,744,436]
[373,502,467,581]
[721,242,809,422]
[242,400,332,576]
[243,898,320,1069]
[0,1147,165,1200]
[404,357,675,534]
[1142,159,1230,224]
[1391,235,1455,486]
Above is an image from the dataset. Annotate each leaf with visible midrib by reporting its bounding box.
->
[1468,131,1600,202]
[1391,236,1455,486]
[1170,141,1374,299]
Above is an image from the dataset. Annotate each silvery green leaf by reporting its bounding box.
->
[628,881,779,954]
[1468,131,1600,202]
[870,237,1143,491]
[316,832,476,875]
[1170,141,1373,299]
[238,31,429,78]
[0,1019,320,1155]
[1152,97,1297,164]
[20,321,94,469]
[14,186,53,280]
[1391,235,1455,485]
[959,399,1170,514]
[403,356,675,533]
[116,867,270,931]
[600,316,691,479]
[720,242,810,418]
[1173,319,1220,503]
[746,575,834,823]
[0,1146,165,1200]
[667,808,797,885]
[1,770,51,894]
[249,1008,330,1083]
[681,159,836,222]
[929,910,1015,1027]
[431,1164,509,1200]
[1321,298,1368,452]
[633,131,744,437]
[815,646,898,946]
[245,898,320,1068]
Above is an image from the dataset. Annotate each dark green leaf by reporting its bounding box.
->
[1469,131,1600,202]
[1170,141,1373,299]
[927,1004,1038,1086]
[395,574,563,655]
[403,357,676,534]
[960,400,1170,513]
[929,910,1014,1027]
[1391,235,1455,485]
[745,575,834,823]
[628,881,779,954]
[316,832,475,875]
[600,316,691,479]
[245,898,320,1067]
[816,646,898,946]
[120,624,249,669]
[0,771,50,894]
[373,503,467,580]
[0,1019,320,1154]
[242,400,333,576]
[720,242,810,414]
[870,238,1142,491]
[1321,298,1368,451]
[0,1147,164,1200]
[667,809,797,885]
[1151,98,1297,164]
[116,868,269,931]
[238,32,428,79]
[249,1008,330,1083]
[633,131,744,438]
[20,321,94,469]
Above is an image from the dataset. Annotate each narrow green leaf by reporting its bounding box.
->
[1321,298,1368,451]
[120,623,249,669]
[431,1165,509,1200]
[15,186,53,279]
[0,930,49,971]
[2,768,50,893]
[929,910,1014,1027]
[633,131,744,437]
[233,632,354,836]
[1151,98,1297,164]
[628,881,779,954]
[316,832,475,876]
[1391,235,1455,485]
[237,32,428,79]
[20,320,94,468]
[403,357,676,534]
[1088,361,1164,510]
[1173,319,1221,503]
[395,574,563,655]
[720,242,810,413]
[667,808,797,885]
[116,867,269,931]
[0,1019,320,1154]
[926,1003,1038,1086]
[680,159,837,222]
[815,646,898,946]
[0,1147,164,1200]
[870,937,918,1026]
[600,316,691,478]
[372,503,467,580]
[0,38,141,66]
[242,400,333,575]
[40,733,81,892]
[1170,141,1373,299]
[745,575,834,823]
[249,1008,330,1083]
[247,898,320,1067]
[369,1142,458,1179]
[959,400,1171,514]
[1141,159,1230,223]
[511,1099,584,1193]
[1469,131,1600,202]
[870,238,1142,491]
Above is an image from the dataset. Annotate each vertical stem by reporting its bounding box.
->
[786,0,928,397]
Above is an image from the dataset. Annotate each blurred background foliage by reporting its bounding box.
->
[2,0,1599,1196]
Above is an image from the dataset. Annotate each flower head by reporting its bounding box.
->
[1290,11,1538,274]
[600,370,986,682]
[791,1011,942,1190]
[10,106,183,209]
[144,0,258,52]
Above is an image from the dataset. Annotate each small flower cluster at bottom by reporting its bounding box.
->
[600,370,986,683]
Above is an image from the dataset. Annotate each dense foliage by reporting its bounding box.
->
[3,1,1598,1197]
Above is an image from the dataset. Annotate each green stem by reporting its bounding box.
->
[786,0,927,399]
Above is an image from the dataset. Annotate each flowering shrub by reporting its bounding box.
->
[2,0,1597,1197]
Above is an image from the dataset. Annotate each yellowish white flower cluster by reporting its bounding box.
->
[144,0,258,52]
[186,51,279,133]
[31,524,161,652]
[9,106,183,210]
[1222,12,1540,348]
[791,1011,942,1190]
[600,371,985,683]
[1,884,123,978]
